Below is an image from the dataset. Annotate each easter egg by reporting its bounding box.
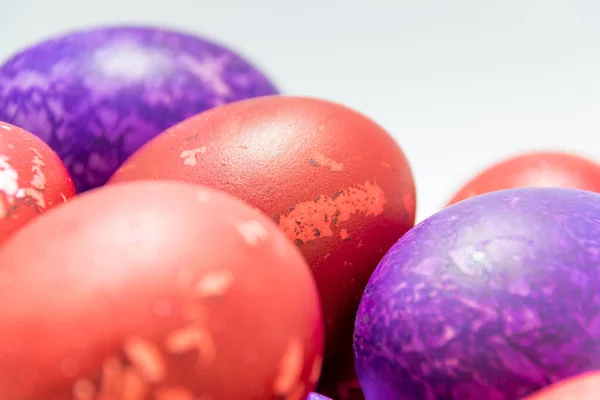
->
[109,95,416,398]
[0,181,323,400]
[448,151,600,205]
[524,371,600,400]
[308,392,333,400]
[0,121,75,244]
[0,26,278,192]
[354,187,600,400]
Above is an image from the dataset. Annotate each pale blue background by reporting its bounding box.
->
[3,0,600,221]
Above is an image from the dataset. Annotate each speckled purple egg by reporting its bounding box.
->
[0,26,278,192]
[308,393,333,400]
[354,187,600,400]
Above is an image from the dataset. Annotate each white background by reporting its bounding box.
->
[3,0,600,221]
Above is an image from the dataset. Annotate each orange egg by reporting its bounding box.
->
[0,181,324,400]
[448,151,600,206]
[0,121,75,243]
[523,371,600,400]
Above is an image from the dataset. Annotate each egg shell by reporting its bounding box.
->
[448,151,600,205]
[0,121,75,244]
[0,181,324,400]
[109,95,417,396]
[524,372,600,400]
[0,26,278,192]
[355,187,600,400]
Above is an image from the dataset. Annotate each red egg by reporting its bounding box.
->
[0,181,324,400]
[109,95,416,397]
[448,151,600,205]
[523,371,600,400]
[0,121,75,243]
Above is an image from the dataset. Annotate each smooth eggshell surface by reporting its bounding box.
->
[0,181,324,400]
[110,95,416,398]
[355,187,600,400]
[448,151,600,205]
[524,372,600,400]
[0,121,75,244]
[0,26,278,192]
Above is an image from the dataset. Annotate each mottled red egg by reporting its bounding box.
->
[109,95,416,398]
[524,371,600,400]
[448,151,600,205]
[0,121,75,243]
[0,181,324,400]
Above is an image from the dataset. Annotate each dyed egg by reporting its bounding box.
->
[109,95,416,398]
[354,187,600,400]
[524,372,600,400]
[0,121,75,243]
[448,151,600,205]
[0,181,323,400]
[308,392,333,400]
[0,26,278,192]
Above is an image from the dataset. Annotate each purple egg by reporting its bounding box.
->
[354,187,600,400]
[308,393,333,400]
[0,26,278,192]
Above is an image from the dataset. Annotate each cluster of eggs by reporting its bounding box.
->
[1,25,600,400]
